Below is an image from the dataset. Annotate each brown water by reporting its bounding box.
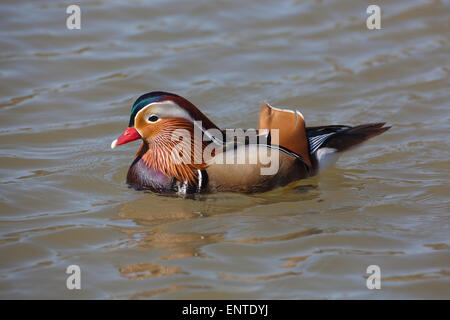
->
[1,0,449,299]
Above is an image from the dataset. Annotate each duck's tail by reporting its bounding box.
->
[307,123,391,172]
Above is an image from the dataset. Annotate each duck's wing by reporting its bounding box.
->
[306,125,350,154]
[204,143,310,193]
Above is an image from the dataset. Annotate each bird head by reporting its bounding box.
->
[111,91,220,183]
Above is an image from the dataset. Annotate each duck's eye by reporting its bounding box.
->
[147,115,159,123]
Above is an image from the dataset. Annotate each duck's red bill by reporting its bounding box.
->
[111,127,141,149]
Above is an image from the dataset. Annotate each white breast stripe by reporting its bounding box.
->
[197,169,202,192]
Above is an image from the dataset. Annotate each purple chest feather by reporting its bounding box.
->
[126,158,173,192]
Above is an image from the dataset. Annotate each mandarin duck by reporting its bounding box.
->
[111,91,390,194]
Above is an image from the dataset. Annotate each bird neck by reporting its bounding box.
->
[136,129,208,185]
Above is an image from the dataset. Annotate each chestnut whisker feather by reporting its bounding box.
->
[140,118,208,184]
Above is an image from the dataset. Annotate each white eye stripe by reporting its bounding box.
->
[138,101,192,119]
[134,101,223,144]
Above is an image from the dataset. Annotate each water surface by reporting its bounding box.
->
[0,0,449,299]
